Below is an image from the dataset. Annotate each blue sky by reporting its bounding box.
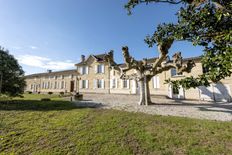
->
[0,0,203,75]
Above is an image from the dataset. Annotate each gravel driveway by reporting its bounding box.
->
[74,94,232,121]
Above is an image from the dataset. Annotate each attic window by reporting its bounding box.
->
[171,68,183,77]
[96,64,104,73]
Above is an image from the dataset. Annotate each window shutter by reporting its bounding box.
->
[95,65,97,73]
[79,67,83,75]
[102,79,104,89]
[153,76,160,88]
[157,76,160,88]
[153,77,156,88]
[86,66,89,74]
[86,80,89,89]
[93,79,96,89]
[110,79,113,89]
[115,79,118,88]
[102,64,105,73]
[127,80,130,89]
[79,80,82,89]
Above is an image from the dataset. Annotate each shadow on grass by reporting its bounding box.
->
[0,100,104,111]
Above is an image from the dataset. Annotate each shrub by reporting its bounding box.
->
[0,94,10,101]
[37,92,41,94]
[48,92,53,95]
[27,91,32,94]
[74,94,83,100]
[41,98,51,101]
[59,92,64,96]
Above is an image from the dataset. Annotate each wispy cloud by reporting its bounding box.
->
[17,54,75,70]
[12,45,38,50]
[12,46,22,50]
[29,46,38,50]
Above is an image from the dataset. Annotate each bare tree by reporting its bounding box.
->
[105,40,195,105]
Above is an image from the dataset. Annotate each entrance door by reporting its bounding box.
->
[70,81,74,92]
[168,84,185,99]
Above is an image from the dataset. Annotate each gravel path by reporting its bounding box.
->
[74,94,232,121]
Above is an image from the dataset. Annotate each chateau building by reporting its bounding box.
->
[25,69,78,93]
[25,52,232,102]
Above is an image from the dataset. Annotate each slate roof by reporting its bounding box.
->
[117,56,201,68]
[75,54,107,66]
[25,69,78,78]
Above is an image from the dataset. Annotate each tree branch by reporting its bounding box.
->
[152,39,174,72]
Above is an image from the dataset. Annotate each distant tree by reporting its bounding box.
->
[0,47,26,96]
[124,0,231,93]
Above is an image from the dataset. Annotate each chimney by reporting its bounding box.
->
[81,55,85,62]
[109,50,114,60]
[47,70,52,73]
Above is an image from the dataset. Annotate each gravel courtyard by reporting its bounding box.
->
[74,94,232,121]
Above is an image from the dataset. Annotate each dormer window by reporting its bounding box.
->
[171,68,183,77]
[79,66,89,75]
[95,64,104,74]
[82,67,86,74]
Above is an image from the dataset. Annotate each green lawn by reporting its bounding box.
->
[13,93,62,100]
[0,94,232,154]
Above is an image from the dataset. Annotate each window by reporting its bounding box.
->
[54,82,57,89]
[61,81,64,89]
[82,80,86,88]
[96,64,104,74]
[64,82,66,89]
[94,79,104,89]
[171,68,183,77]
[122,80,129,88]
[42,82,45,89]
[55,76,60,79]
[97,79,102,88]
[153,76,160,89]
[82,67,86,74]
[112,79,116,88]
[80,66,88,75]
[81,80,88,89]
[45,82,47,89]
[173,87,179,95]
[57,82,60,89]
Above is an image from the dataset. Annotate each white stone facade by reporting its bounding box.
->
[25,53,232,102]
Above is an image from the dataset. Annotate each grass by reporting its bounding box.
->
[0,94,232,154]
[13,93,62,100]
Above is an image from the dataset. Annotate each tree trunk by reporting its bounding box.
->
[138,76,151,106]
